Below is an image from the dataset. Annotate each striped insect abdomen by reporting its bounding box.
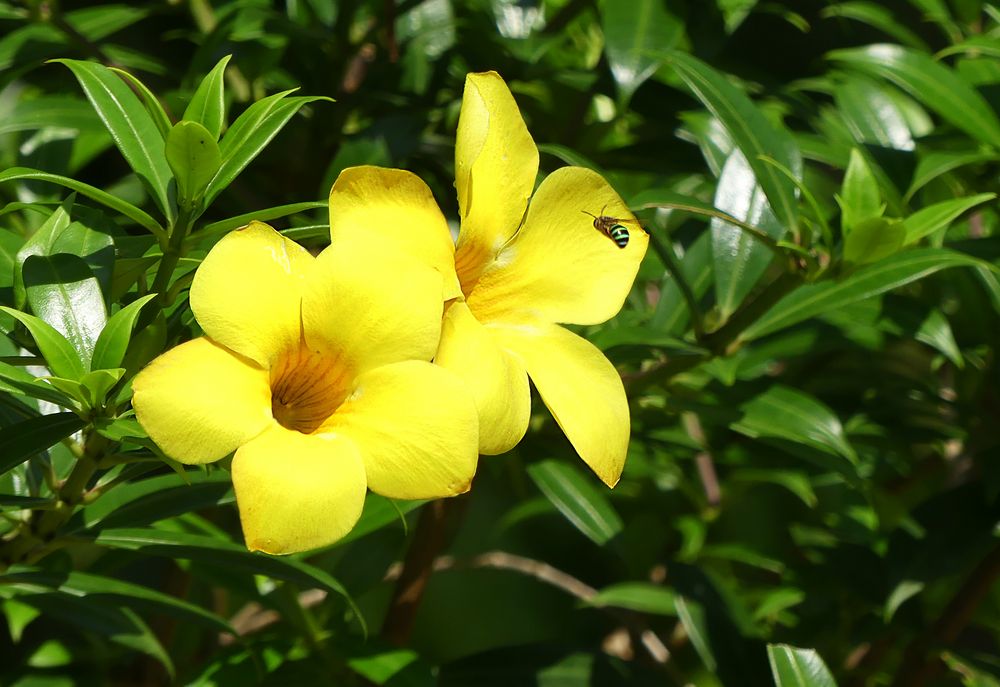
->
[608,224,629,248]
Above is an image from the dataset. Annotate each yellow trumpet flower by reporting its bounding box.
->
[328,72,648,486]
[132,222,478,554]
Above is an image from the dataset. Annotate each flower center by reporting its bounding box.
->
[270,347,351,434]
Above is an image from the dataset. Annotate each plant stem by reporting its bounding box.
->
[150,206,193,306]
[648,230,705,341]
[381,496,468,646]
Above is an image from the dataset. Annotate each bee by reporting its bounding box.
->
[582,206,640,249]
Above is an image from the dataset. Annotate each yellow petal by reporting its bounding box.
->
[301,240,443,375]
[454,71,539,285]
[329,166,462,300]
[190,221,313,367]
[132,337,272,464]
[465,167,648,326]
[232,424,367,554]
[492,322,629,487]
[436,302,529,455]
[321,360,478,499]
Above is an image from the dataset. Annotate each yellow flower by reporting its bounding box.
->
[132,222,479,554]
[328,72,648,486]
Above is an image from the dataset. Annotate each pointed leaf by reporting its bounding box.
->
[52,59,174,220]
[586,583,677,615]
[743,249,988,340]
[601,0,684,104]
[91,294,157,371]
[767,644,837,687]
[205,92,332,205]
[840,148,883,234]
[901,193,995,245]
[829,45,1000,148]
[0,167,165,237]
[526,459,623,545]
[0,307,86,379]
[665,50,802,232]
[183,55,230,139]
[843,217,906,266]
[109,67,172,139]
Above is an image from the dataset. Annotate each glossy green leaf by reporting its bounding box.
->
[52,59,174,220]
[526,459,623,545]
[601,0,684,104]
[205,92,332,205]
[733,385,857,465]
[843,217,906,265]
[711,150,784,317]
[665,50,802,232]
[901,193,995,244]
[12,197,73,308]
[839,148,883,234]
[183,55,230,139]
[0,306,86,379]
[829,45,1000,148]
[767,644,837,687]
[23,254,107,369]
[0,167,165,237]
[165,120,221,207]
[0,412,84,475]
[743,249,988,340]
[93,528,364,633]
[586,583,677,615]
[108,67,172,139]
[652,230,714,335]
[91,294,157,371]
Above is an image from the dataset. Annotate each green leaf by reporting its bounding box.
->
[0,412,84,475]
[0,306,86,379]
[108,67,173,139]
[601,0,684,104]
[586,582,677,615]
[664,50,802,232]
[676,595,717,671]
[165,120,222,207]
[767,644,837,687]
[51,59,174,220]
[23,254,107,369]
[733,385,857,466]
[13,196,73,308]
[821,2,929,50]
[839,148,883,234]
[0,567,233,636]
[843,217,906,266]
[205,92,332,205]
[0,362,76,407]
[829,45,1000,148]
[183,54,230,139]
[0,167,165,238]
[712,150,784,317]
[833,76,919,151]
[906,151,999,201]
[885,579,924,622]
[901,193,995,245]
[743,249,988,340]
[94,528,364,633]
[199,201,326,241]
[526,459,623,546]
[91,294,157,371]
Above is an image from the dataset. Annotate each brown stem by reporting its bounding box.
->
[891,541,1000,687]
[380,496,467,645]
